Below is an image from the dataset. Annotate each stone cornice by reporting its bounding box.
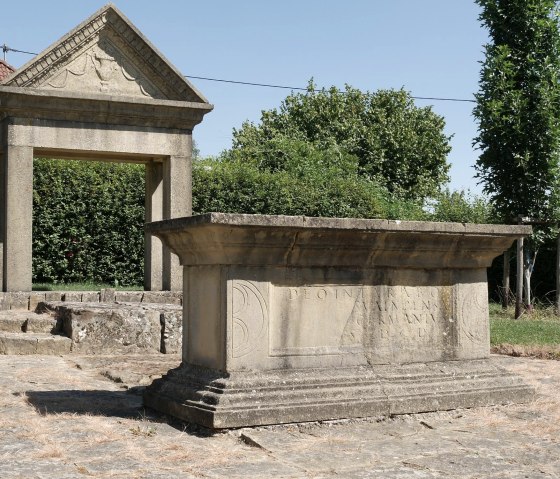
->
[0,86,213,130]
[147,213,532,269]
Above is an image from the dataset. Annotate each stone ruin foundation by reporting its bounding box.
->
[143,213,535,429]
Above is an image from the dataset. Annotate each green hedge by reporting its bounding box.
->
[192,158,426,220]
[33,159,145,286]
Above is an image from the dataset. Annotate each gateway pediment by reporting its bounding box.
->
[2,4,207,103]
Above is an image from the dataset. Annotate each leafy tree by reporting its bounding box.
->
[430,189,496,224]
[474,0,560,308]
[192,147,427,221]
[229,82,451,200]
[474,0,560,220]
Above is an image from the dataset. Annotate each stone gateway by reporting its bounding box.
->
[144,213,534,428]
[0,4,212,292]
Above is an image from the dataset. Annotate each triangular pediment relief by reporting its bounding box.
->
[2,4,208,104]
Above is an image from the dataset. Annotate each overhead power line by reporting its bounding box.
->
[185,75,476,103]
[1,43,476,103]
[1,44,38,61]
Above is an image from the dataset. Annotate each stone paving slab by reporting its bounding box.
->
[0,354,558,478]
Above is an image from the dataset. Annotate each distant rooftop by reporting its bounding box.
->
[0,60,15,81]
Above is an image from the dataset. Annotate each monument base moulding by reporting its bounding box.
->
[143,213,534,429]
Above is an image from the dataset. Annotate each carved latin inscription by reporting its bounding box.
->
[270,283,449,362]
[270,286,361,356]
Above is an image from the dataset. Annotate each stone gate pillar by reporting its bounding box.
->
[1,124,33,291]
[163,153,191,291]
[145,161,164,291]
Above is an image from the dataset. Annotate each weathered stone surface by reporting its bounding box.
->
[146,213,532,269]
[0,332,71,355]
[80,292,100,303]
[0,312,27,332]
[29,292,47,311]
[9,292,29,310]
[0,310,59,339]
[36,301,182,354]
[0,294,9,311]
[0,355,557,479]
[62,292,82,302]
[52,302,161,354]
[160,310,183,354]
[23,314,59,334]
[99,288,116,303]
[144,213,534,428]
[142,291,182,305]
[44,292,63,302]
[114,291,143,303]
[145,359,534,429]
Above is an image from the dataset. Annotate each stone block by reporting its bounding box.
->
[23,314,60,334]
[81,292,100,303]
[115,291,143,303]
[160,310,182,354]
[9,293,29,311]
[0,294,10,311]
[145,359,534,429]
[0,312,27,332]
[142,291,182,305]
[45,292,63,302]
[143,213,535,428]
[58,302,161,354]
[62,292,83,302]
[100,288,116,303]
[0,332,71,355]
[29,293,47,312]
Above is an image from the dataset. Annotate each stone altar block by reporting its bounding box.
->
[144,213,534,428]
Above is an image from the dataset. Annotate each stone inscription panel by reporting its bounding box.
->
[270,285,362,356]
[270,283,452,363]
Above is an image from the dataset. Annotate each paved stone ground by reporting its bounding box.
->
[0,354,558,478]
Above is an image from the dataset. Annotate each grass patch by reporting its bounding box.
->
[33,282,143,292]
[489,302,560,346]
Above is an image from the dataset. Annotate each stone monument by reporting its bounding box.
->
[144,213,534,428]
[0,4,212,292]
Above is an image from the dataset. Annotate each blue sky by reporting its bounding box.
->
[1,1,488,193]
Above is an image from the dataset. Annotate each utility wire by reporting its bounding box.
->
[1,44,38,61]
[184,75,476,103]
[1,43,476,103]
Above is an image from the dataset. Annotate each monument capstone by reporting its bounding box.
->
[144,213,534,428]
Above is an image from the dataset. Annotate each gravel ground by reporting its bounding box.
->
[0,354,558,478]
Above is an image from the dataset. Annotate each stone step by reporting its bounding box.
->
[23,314,60,334]
[0,316,25,333]
[0,332,72,355]
[0,312,59,334]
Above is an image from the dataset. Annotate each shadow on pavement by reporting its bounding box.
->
[20,389,218,437]
[22,389,143,418]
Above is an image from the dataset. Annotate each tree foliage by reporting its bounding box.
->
[430,189,496,224]
[230,82,452,200]
[193,147,426,220]
[474,0,560,222]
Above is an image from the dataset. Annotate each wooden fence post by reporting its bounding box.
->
[515,236,524,319]
[556,232,560,315]
[502,250,510,309]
